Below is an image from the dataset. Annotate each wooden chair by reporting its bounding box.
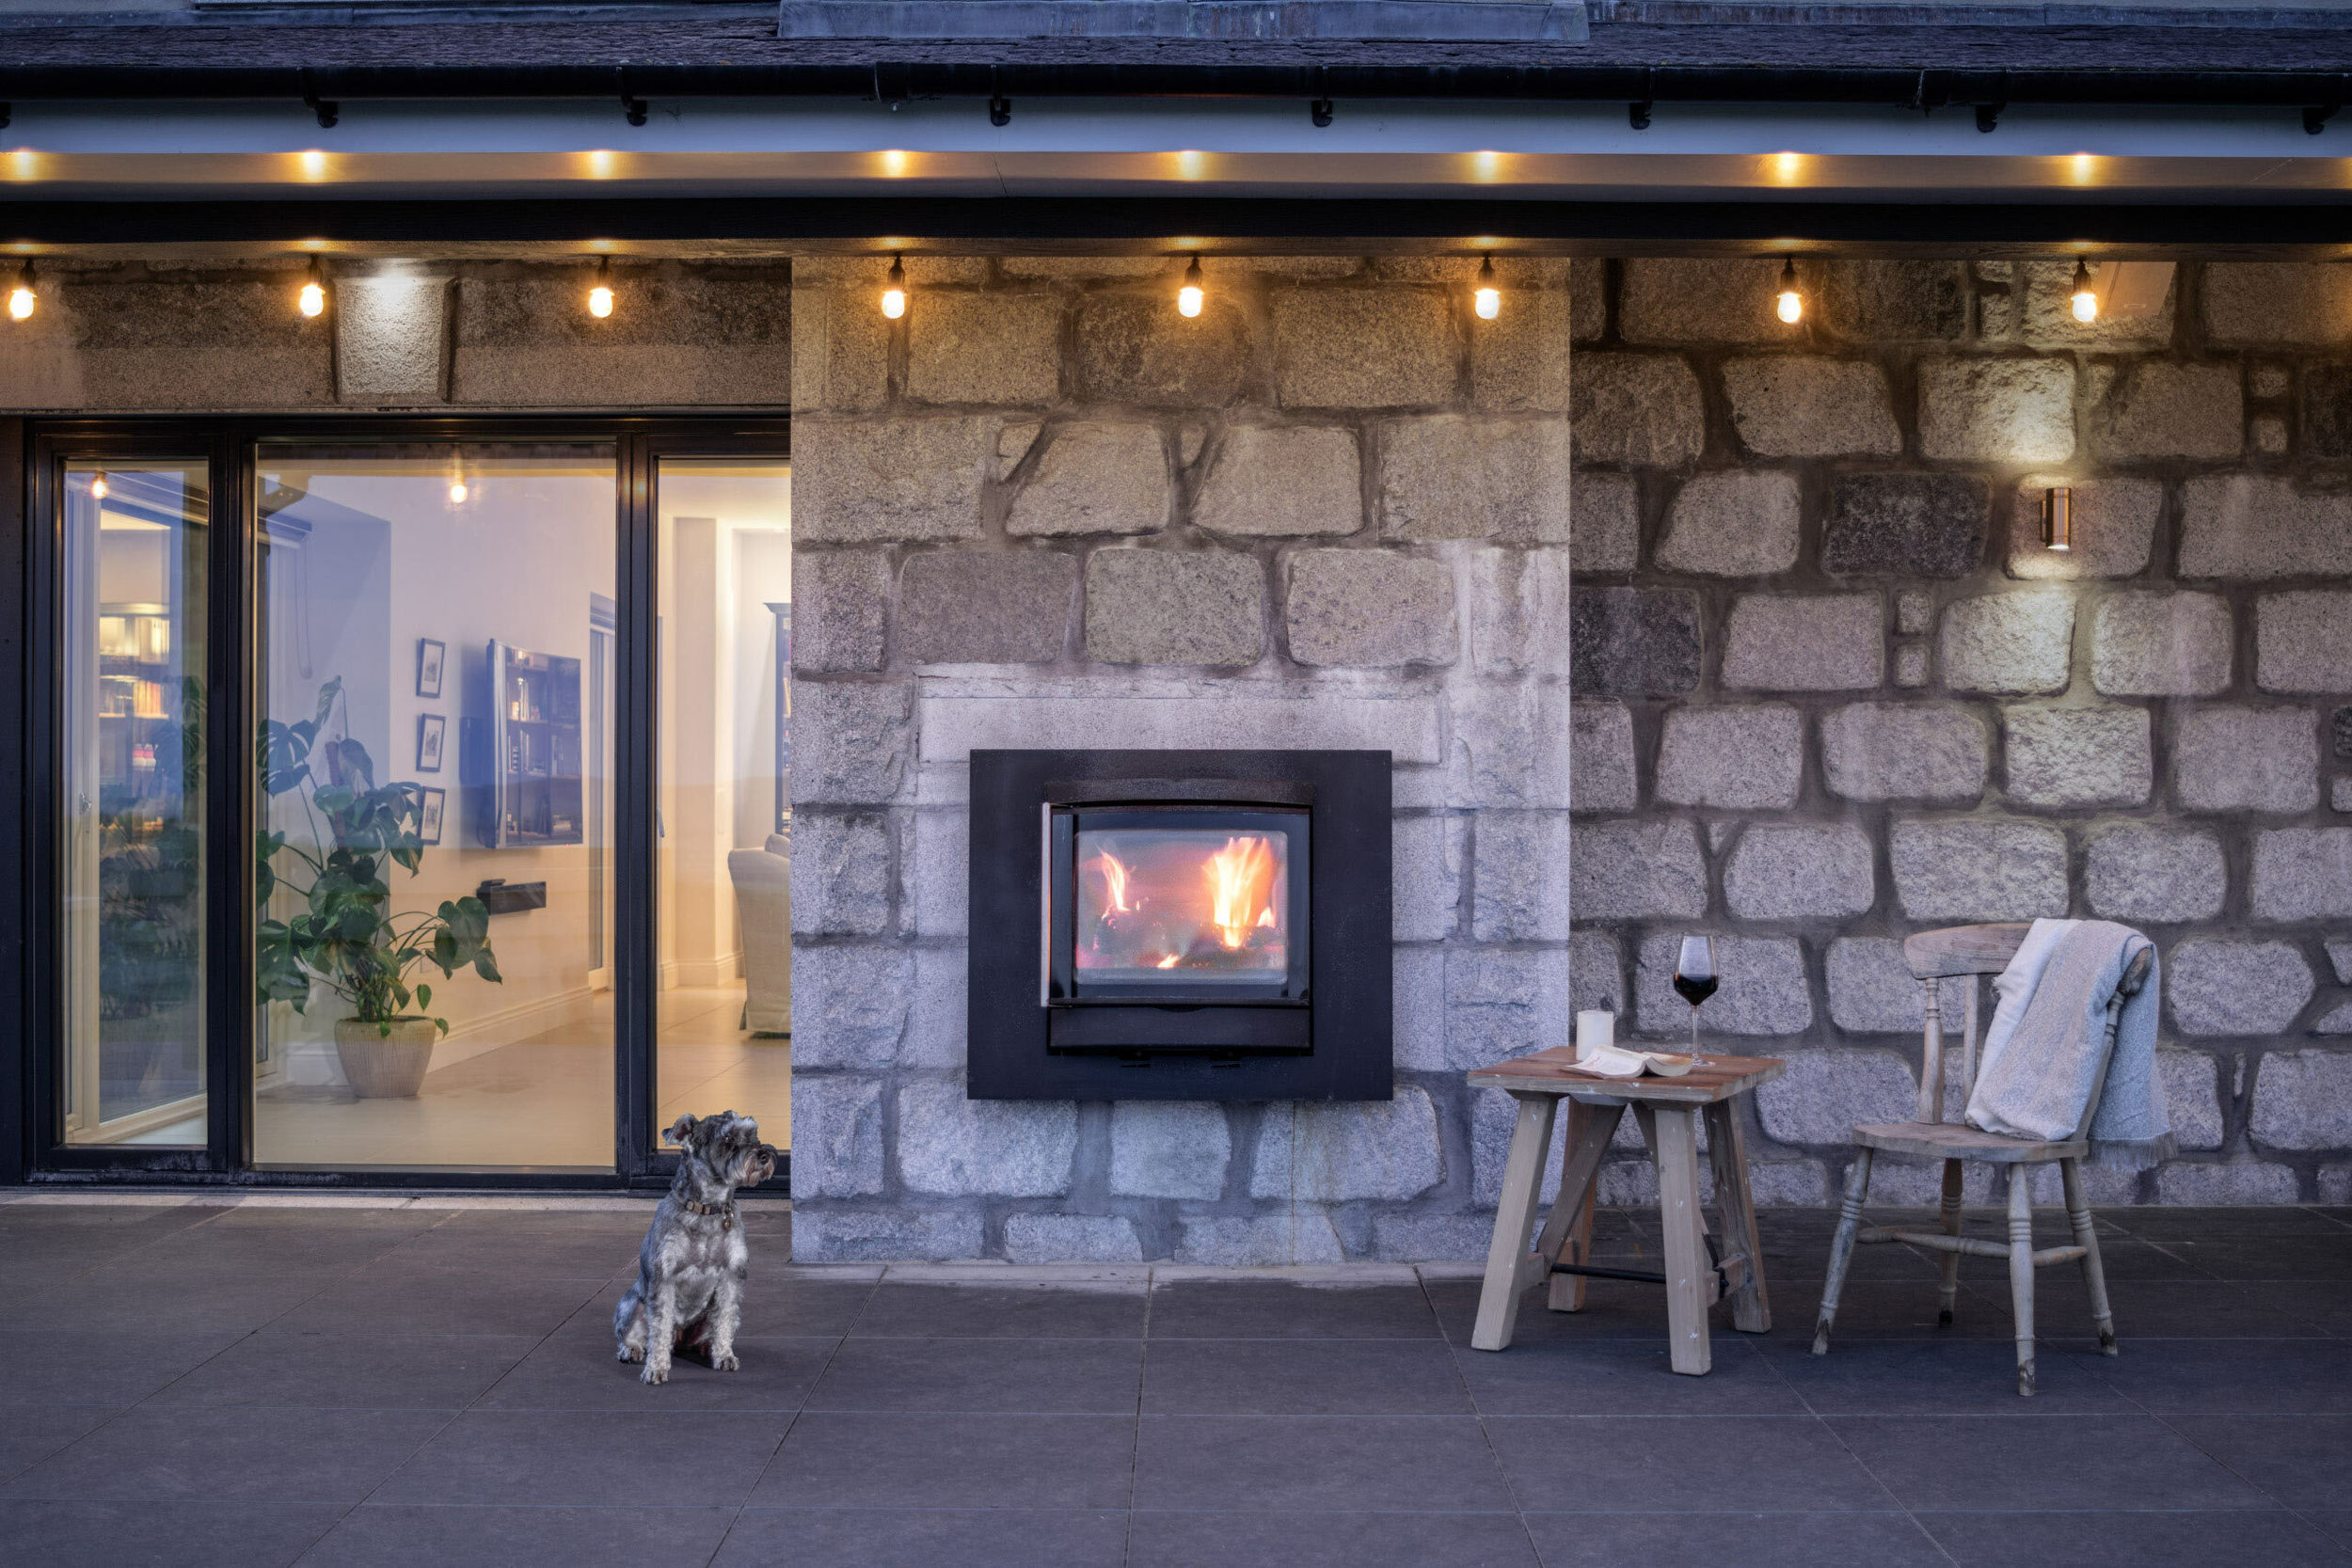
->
[1810,922,2155,1397]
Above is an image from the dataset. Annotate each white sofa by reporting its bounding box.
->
[728,832,792,1036]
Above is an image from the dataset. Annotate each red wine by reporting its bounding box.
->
[1673,974,1719,1007]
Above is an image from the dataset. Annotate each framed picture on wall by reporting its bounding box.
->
[417,713,447,772]
[416,638,446,700]
[418,786,447,847]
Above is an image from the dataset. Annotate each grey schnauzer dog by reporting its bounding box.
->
[614,1110,778,1386]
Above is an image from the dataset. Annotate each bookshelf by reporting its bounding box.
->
[473,640,585,847]
[96,603,185,813]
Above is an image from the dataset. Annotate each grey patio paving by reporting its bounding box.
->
[2,1196,2349,1567]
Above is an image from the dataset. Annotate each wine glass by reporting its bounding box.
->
[1673,936,1718,1069]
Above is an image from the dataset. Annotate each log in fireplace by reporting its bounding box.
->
[967,749,1392,1101]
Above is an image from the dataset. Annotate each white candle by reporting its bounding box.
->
[1575,1009,1614,1062]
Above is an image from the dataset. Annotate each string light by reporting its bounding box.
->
[7,261,34,321]
[1775,257,1804,325]
[880,254,907,320]
[1177,255,1204,319]
[298,259,326,319]
[2070,259,2099,324]
[1472,255,1502,321]
[447,451,469,506]
[588,257,614,319]
[90,471,110,500]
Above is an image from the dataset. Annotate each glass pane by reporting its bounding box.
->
[655,459,791,1156]
[252,446,616,1169]
[1077,829,1291,979]
[59,462,209,1147]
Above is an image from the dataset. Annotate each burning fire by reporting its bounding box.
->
[1204,835,1279,949]
[1089,850,1132,915]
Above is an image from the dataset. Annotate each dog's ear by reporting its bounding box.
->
[663,1114,698,1148]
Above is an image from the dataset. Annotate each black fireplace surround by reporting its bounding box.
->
[967,749,1392,1101]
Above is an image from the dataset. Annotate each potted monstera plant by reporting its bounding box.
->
[255,679,501,1099]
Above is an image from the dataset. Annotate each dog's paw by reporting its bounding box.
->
[712,1351,740,1372]
[616,1345,644,1363]
[640,1362,669,1386]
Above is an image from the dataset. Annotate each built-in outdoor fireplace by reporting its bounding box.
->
[968,749,1391,1101]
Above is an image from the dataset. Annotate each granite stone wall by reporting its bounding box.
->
[787,255,1575,1262]
[1572,257,2352,1208]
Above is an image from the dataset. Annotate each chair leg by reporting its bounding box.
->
[2061,1157,2118,1356]
[1936,1158,1965,1327]
[2007,1164,2037,1398]
[1812,1147,1871,1355]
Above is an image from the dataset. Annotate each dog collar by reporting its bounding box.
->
[678,1197,736,1231]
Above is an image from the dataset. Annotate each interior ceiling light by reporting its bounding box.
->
[298,259,326,319]
[2071,259,2100,324]
[1177,255,1205,319]
[1473,255,1502,321]
[588,257,615,320]
[881,254,907,320]
[6,260,33,321]
[1776,257,1804,325]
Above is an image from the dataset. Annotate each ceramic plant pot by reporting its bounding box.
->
[333,1016,438,1099]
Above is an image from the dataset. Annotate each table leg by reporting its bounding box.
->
[1536,1101,1623,1313]
[1704,1099,1771,1334]
[1640,1103,1713,1376]
[1471,1092,1559,1353]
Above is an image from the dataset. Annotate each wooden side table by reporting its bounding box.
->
[1466,1049,1787,1373]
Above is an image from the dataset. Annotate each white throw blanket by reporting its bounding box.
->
[1964,918,2173,1170]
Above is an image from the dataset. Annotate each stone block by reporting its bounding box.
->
[1471,1085,1565,1206]
[790,282,890,414]
[1083,549,1263,666]
[1723,824,1875,921]
[1820,260,1969,341]
[910,811,967,940]
[1570,820,1708,921]
[1569,702,1638,813]
[1570,258,1606,342]
[1195,425,1362,538]
[1003,1215,1146,1264]
[1393,815,1466,942]
[792,550,890,673]
[1656,470,1802,577]
[1572,928,1626,1015]
[2257,591,2352,693]
[923,689,1439,768]
[2091,360,2243,461]
[2159,1051,2227,1152]
[2306,362,2352,460]
[1826,938,1961,1034]
[1472,812,1575,942]
[790,813,894,936]
[1443,946,1573,1071]
[2179,475,2352,579]
[1939,590,2076,695]
[2005,476,2161,581]
[792,681,914,805]
[1375,416,1570,543]
[2255,415,2290,455]
[2343,777,2352,813]
[1889,819,2069,921]
[2201,262,2352,346]
[1721,594,1884,691]
[2003,706,2153,809]
[1820,703,1990,804]
[2250,829,2352,920]
[1251,1087,1446,1202]
[1285,550,1455,668]
[1917,356,2075,463]
[1176,1212,1346,1266]
[1470,278,1574,413]
[1073,291,1247,406]
[1570,472,1641,573]
[1009,421,1168,538]
[789,944,914,1067]
[1391,945,1447,1070]
[2086,827,2227,924]
[1894,644,1930,688]
[1111,1101,1232,1199]
[1897,592,1934,637]
[1449,685,1575,808]
[1720,356,1901,459]
[904,289,1060,404]
[2319,1003,2352,1034]
[1619,259,1788,344]
[2153,1162,2300,1205]
[453,267,791,406]
[2168,941,2313,1036]
[1570,354,1706,467]
[789,1208,984,1262]
[1271,287,1459,407]
[334,272,449,404]
[2017,261,2173,350]
[794,416,990,544]
[898,551,1076,665]
[789,1076,885,1196]
[1822,474,1988,578]
[1654,705,1804,810]
[902,945,966,1069]
[1570,587,1702,696]
[2331,939,2352,983]
[2090,593,2233,697]
[2174,706,2318,815]
[898,1082,1078,1197]
[1470,546,1572,679]
[1755,1051,1919,1145]
[1370,1214,1499,1263]
[1631,930,1810,1037]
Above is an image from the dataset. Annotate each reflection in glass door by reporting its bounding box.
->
[58,462,210,1147]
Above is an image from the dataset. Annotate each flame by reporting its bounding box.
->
[1089,850,1132,914]
[1203,835,1278,949]
[1156,954,1181,969]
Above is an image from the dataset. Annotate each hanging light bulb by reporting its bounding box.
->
[588,257,614,319]
[1177,255,1204,319]
[297,258,326,319]
[7,261,35,322]
[1775,257,1804,325]
[1472,255,1502,321]
[2070,259,2099,324]
[880,254,907,320]
[90,471,110,501]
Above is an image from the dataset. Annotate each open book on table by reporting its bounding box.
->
[1560,1044,1694,1079]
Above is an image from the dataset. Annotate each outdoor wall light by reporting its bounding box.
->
[1776,257,1804,325]
[2042,485,2074,551]
[881,254,907,319]
[1177,255,1205,318]
[2070,260,2099,324]
[6,261,33,321]
[1473,255,1502,320]
[298,259,326,319]
[588,258,615,319]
